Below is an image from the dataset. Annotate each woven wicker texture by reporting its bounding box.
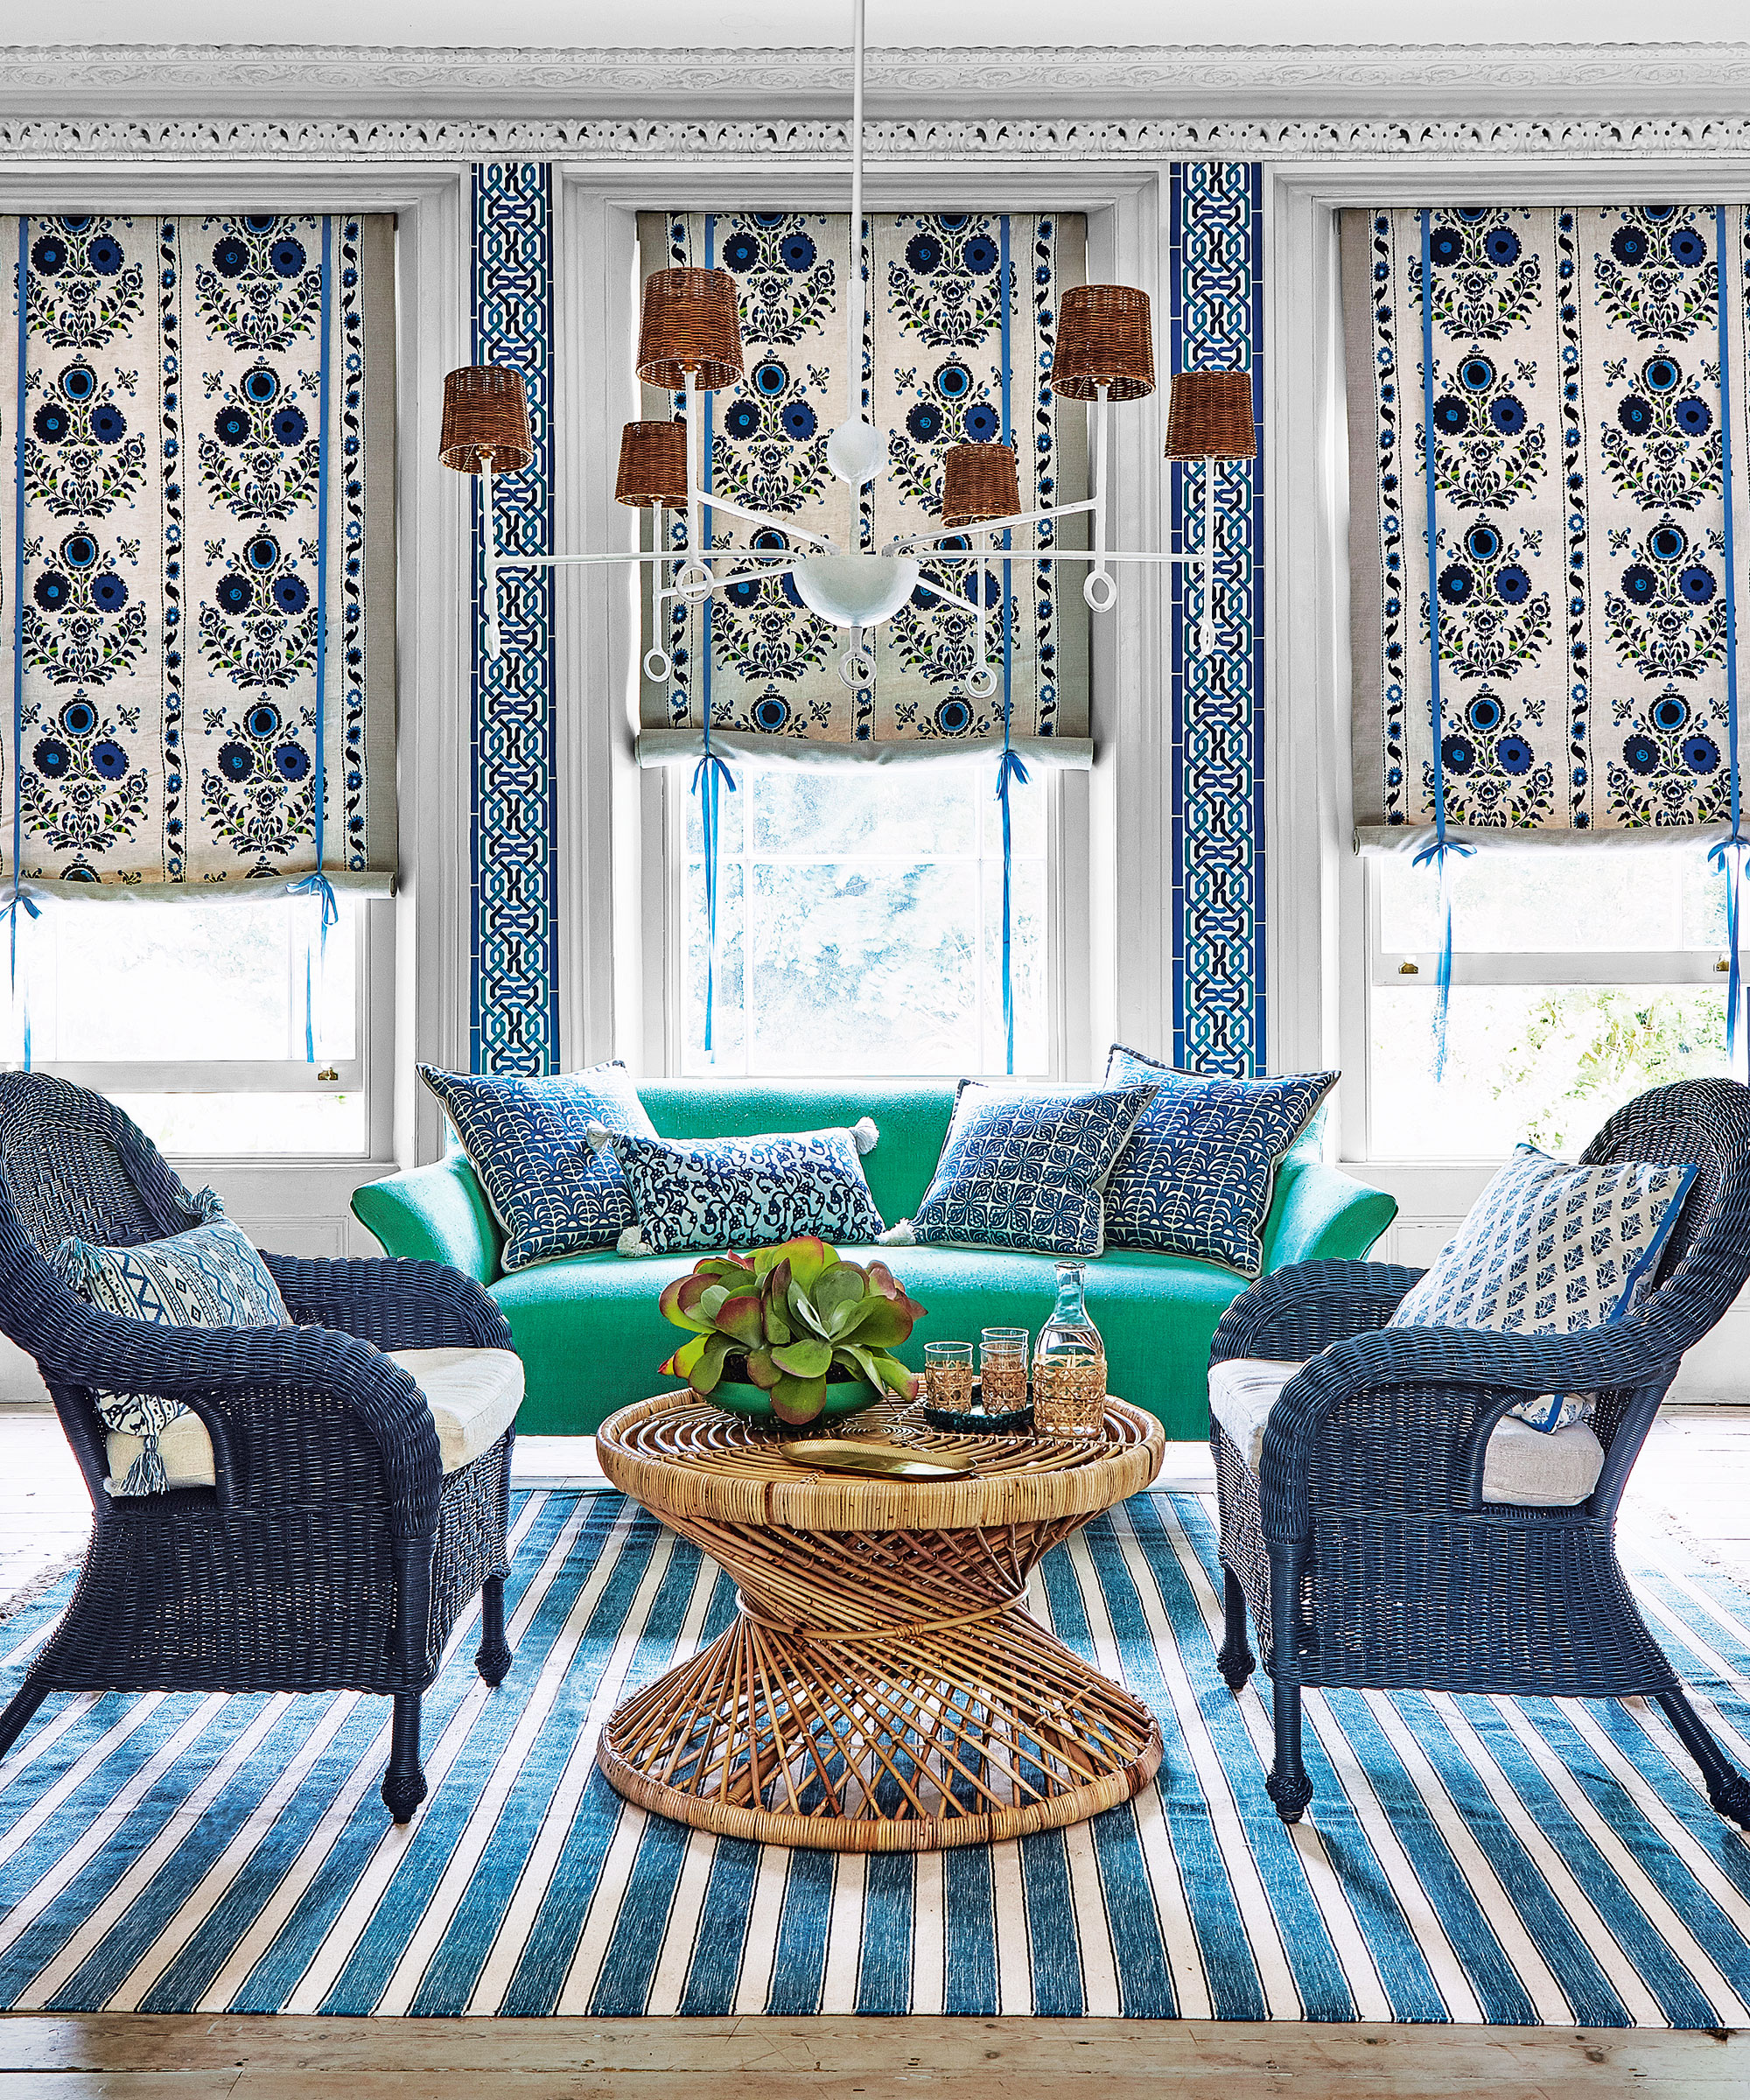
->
[1164,370,1256,460]
[1052,284,1156,402]
[941,442,1021,528]
[438,365,534,475]
[594,1391,1164,1850]
[1208,1078,1750,1830]
[614,420,688,510]
[636,267,744,394]
[0,1073,521,1823]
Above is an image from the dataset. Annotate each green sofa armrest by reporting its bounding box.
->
[351,1154,502,1285]
[1261,1158,1397,1274]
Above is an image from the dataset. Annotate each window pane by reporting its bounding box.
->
[1370,984,1729,1158]
[682,762,1046,1077]
[115,1092,369,1158]
[0,895,355,1063]
[1376,847,1726,954]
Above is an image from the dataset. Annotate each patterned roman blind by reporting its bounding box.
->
[1343,206,1745,848]
[1,213,396,898]
[635,210,1090,769]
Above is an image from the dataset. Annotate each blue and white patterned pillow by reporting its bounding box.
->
[878,1079,1158,1257]
[419,1061,657,1270]
[50,1209,291,1496]
[1101,1046,1338,1278]
[1390,1144,1698,1432]
[587,1121,886,1256]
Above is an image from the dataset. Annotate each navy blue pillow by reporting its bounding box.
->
[879,1079,1159,1257]
[419,1060,657,1270]
[1102,1046,1337,1277]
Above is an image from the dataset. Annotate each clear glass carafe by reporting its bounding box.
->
[1032,1262,1107,1436]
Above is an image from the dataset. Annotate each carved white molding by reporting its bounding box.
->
[11,112,1750,164]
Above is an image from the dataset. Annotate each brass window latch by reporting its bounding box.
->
[317,1068,340,1083]
[1398,958,1420,976]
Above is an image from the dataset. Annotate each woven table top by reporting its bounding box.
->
[594,1390,1165,1533]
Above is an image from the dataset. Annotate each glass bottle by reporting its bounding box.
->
[1032,1262,1107,1436]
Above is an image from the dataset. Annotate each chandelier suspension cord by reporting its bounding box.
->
[847,0,865,431]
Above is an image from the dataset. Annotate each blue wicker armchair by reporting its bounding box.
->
[1209,1078,1750,1829]
[0,1072,519,1821]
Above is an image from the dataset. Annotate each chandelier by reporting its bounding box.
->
[438,5,1256,695]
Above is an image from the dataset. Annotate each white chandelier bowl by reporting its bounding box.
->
[792,552,921,629]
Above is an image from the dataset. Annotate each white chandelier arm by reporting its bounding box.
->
[1089,382,1110,612]
[682,481,841,555]
[654,562,805,612]
[886,495,1097,558]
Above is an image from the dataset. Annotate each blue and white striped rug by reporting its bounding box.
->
[4,1488,1750,2024]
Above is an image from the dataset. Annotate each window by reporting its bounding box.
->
[1360,848,1732,1159]
[0,893,378,1157]
[676,764,1049,1077]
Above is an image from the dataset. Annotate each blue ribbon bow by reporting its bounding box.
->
[692,739,737,1057]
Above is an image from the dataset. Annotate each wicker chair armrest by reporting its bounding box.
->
[1256,1318,1678,1543]
[261,1253,514,1354]
[40,1310,442,1539]
[1210,1259,1425,1366]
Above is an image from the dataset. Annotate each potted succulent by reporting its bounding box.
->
[659,1236,925,1427]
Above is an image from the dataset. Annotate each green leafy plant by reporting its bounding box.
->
[659,1236,925,1426]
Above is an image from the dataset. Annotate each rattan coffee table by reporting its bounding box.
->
[593,1390,1165,1852]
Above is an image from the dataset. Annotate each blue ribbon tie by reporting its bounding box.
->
[1713,206,1747,1080]
[691,742,737,1057]
[290,215,336,1064]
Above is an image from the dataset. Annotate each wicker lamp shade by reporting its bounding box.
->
[1164,370,1256,460]
[636,268,745,393]
[614,420,689,509]
[438,365,534,475]
[941,443,1021,528]
[1052,284,1155,402]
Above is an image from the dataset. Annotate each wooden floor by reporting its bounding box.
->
[3,1404,1748,2096]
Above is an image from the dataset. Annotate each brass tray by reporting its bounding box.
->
[775,1437,973,1480]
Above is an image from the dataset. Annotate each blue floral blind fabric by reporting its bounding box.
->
[1343,207,1747,842]
[0,214,396,894]
[636,212,1089,763]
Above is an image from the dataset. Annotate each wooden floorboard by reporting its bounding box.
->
[0,2014,1745,2096]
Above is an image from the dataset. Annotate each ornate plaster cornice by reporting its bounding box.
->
[8,113,1750,164]
[4,40,1750,160]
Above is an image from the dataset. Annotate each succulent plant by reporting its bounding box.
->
[658,1236,926,1426]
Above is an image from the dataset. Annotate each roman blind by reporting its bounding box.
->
[2,212,396,902]
[634,209,1090,772]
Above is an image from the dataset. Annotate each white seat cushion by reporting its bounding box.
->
[104,1345,524,1494]
[1209,1357,1606,1509]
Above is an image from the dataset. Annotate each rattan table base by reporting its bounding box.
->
[594,1392,1166,1852]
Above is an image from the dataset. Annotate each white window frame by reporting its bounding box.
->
[17,893,395,1158]
[658,760,1068,1082]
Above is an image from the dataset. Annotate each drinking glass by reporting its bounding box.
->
[924,1341,975,1412]
[980,1326,1030,1413]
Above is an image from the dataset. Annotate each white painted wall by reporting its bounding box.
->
[24,2,1750,46]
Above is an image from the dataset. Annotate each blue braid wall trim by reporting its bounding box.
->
[1171,162,1265,1079]
[470,163,559,1077]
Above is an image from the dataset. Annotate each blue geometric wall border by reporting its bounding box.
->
[469,162,560,1076]
[1169,161,1265,1078]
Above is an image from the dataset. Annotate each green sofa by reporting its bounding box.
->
[351,1079,1396,1441]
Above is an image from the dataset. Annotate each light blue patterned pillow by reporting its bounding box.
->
[50,1209,290,1496]
[587,1120,886,1256]
[419,1061,657,1271]
[1101,1046,1338,1278]
[1390,1144,1698,1432]
[878,1079,1158,1257]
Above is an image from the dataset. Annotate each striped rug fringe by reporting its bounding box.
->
[2,1489,1749,2023]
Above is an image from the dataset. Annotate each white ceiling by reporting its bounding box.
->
[24,0,1750,46]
